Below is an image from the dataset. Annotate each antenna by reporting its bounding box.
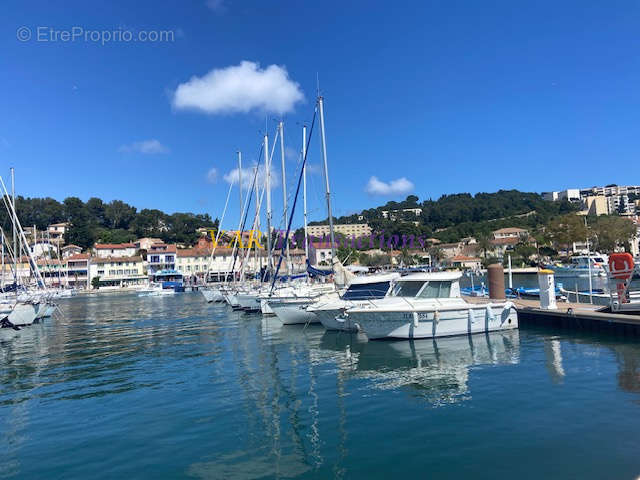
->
[316,72,320,97]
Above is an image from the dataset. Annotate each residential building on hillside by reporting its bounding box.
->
[177,247,212,280]
[94,243,137,258]
[381,208,422,220]
[135,237,163,251]
[307,223,372,239]
[61,244,82,258]
[36,258,66,286]
[47,222,69,245]
[492,227,528,240]
[580,196,609,216]
[446,255,482,270]
[29,240,56,258]
[90,256,146,288]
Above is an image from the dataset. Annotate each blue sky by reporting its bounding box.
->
[2,1,640,228]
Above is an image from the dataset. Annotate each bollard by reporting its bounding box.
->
[487,263,505,300]
[538,269,557,310]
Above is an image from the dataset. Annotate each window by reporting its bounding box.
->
[418,281,452,299]
[391,281,425,297]
[98,270,104,275]
[150,255,160,263]
[343,282,390,300]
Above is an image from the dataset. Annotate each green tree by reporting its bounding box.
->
[591,216,636,252]
[548,214,587,255]
[91,276,100,289]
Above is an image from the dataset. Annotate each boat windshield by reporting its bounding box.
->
[342,281,390,300]
[417,281,451,298]
[391,281,426,297]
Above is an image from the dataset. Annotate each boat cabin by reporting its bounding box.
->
[389,271,462,299]
[342,273,400,300]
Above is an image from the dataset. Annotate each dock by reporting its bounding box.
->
[464,296,640,336]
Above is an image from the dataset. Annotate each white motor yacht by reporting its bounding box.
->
[345,271,518,340]
[201,287,224,303]
[307,273,400,332]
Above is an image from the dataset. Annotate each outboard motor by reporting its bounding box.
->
[0,317,20,331]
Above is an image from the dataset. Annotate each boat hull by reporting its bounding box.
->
[313,307,358,332]
[7,303,39,327]
[270,301,319,325]
[201,288,223,303]
[348,304,518,340]
[237,294,261,312]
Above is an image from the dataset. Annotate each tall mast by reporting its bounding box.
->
[317,96,336,258]
[1,230,4,289]
[11,167,16,285]
[279,121,291,274]
[237,151,242,217]
[264,134,272,276]
[302,125,309,261]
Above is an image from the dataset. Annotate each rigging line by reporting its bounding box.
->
[205,179,234,277]
[226,142,263,282]
[270,107,318,293]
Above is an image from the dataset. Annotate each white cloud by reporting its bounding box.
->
[206,167,218,183]
[205,0,226,13]
[119,139,169,154]
[172,61,304,115]
[365,176,414,196]
[223,164,280,191]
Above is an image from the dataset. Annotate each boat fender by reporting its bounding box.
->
[467,308,475,325]
[434,310,440,324]
[485,304,495,329]
[500,302,515,325]
[412,312,419,328]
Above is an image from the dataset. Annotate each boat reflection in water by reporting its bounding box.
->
[315,329,520,405]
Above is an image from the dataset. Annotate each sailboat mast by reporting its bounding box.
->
[279,121,291,274]
[11,167,16,285]
[238,151,242,217]
[264,134,272,276]
[302,125,309,262]
[317,96,336,258]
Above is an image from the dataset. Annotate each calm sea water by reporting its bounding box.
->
[2,292,640,479]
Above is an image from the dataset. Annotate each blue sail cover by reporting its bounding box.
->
[306,260,332,277]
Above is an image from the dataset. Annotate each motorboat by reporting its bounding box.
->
[345,271,518,340]
[307,273,400,332]
[547,254,609,278]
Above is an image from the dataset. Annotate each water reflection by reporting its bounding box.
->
[3,294,640,479]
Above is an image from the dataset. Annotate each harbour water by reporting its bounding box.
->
[2,292,640,479]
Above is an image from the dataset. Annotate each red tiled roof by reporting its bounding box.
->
[148,244,177,253]
[62,244,81,250]
[67,253,90,261]
[94,243,136,249]
[94,256,142,264]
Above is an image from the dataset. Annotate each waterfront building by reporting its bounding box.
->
[447,255,482,269]
[67,253,91,289]
[93,242,137,258]
[90,256,146,289]
[147,243,177,275]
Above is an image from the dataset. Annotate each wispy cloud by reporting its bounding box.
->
[223,164,280,190]
[205,0,227,13]
[206,167,218,183]
[172,61,304,115]
[365,176,414,196]
[119,139,169,155]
